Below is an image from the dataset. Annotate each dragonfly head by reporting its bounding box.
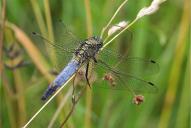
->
[92,36,103,49]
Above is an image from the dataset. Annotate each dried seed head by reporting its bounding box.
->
[103,73,116,86]
[133,95,144,105]
[136,0,165,19]
[108,21,128,36]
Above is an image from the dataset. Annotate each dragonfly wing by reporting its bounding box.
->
[32,21,81,73]
[98,49,159,77]
[93,59,158,94]
[53,20,81,50]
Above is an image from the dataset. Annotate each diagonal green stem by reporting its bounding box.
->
[102,19,138,50]
[100,0,129,38]
[22,75,75,128]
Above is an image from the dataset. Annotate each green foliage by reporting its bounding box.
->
[1,0,190,128]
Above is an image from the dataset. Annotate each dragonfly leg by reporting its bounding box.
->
[72,73,77,104]
[85,62,91,88]
[93,56,98,63]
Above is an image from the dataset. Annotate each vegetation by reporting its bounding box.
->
[1,0,190,128]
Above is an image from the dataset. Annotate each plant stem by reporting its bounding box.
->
[43,0,57,64]
[102,19,137,50]
[2,76,17,128]
[158,0,189,127]
[44,0,54,42]
[59,86,86,128]
[84,0,93,128]
[6,22,53,82]
[13,69,27,127]
[175,57,189,128]
[100,0,129,38]
[48,88,72,128]
[84,0,93,37]
[22,75,75,128]
[0,0,6,75]
[30,0,47,36]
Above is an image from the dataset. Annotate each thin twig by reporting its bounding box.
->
[0,0,6,75]
[48,87,72,128]
[22,75,75,128]
[100,0,128,38]
[59,86,86,128]
[102,19,137,50]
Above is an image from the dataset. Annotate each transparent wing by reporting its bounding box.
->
[32,21,81,73]
[53,20,81,50]
[93,47,159,94]
[98,49,159,77]
[93,59,158,94]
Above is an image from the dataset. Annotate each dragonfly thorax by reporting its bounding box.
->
[74,36,103,63]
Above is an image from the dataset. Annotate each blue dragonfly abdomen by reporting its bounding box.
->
[41,59,80,100]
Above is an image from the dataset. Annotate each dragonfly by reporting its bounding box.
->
[32,21,159,101]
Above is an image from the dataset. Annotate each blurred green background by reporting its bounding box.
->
[1,0,190,128]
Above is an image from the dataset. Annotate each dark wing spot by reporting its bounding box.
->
[148,82,154,86]
[150,60,156,63]
[32,32,36,35]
